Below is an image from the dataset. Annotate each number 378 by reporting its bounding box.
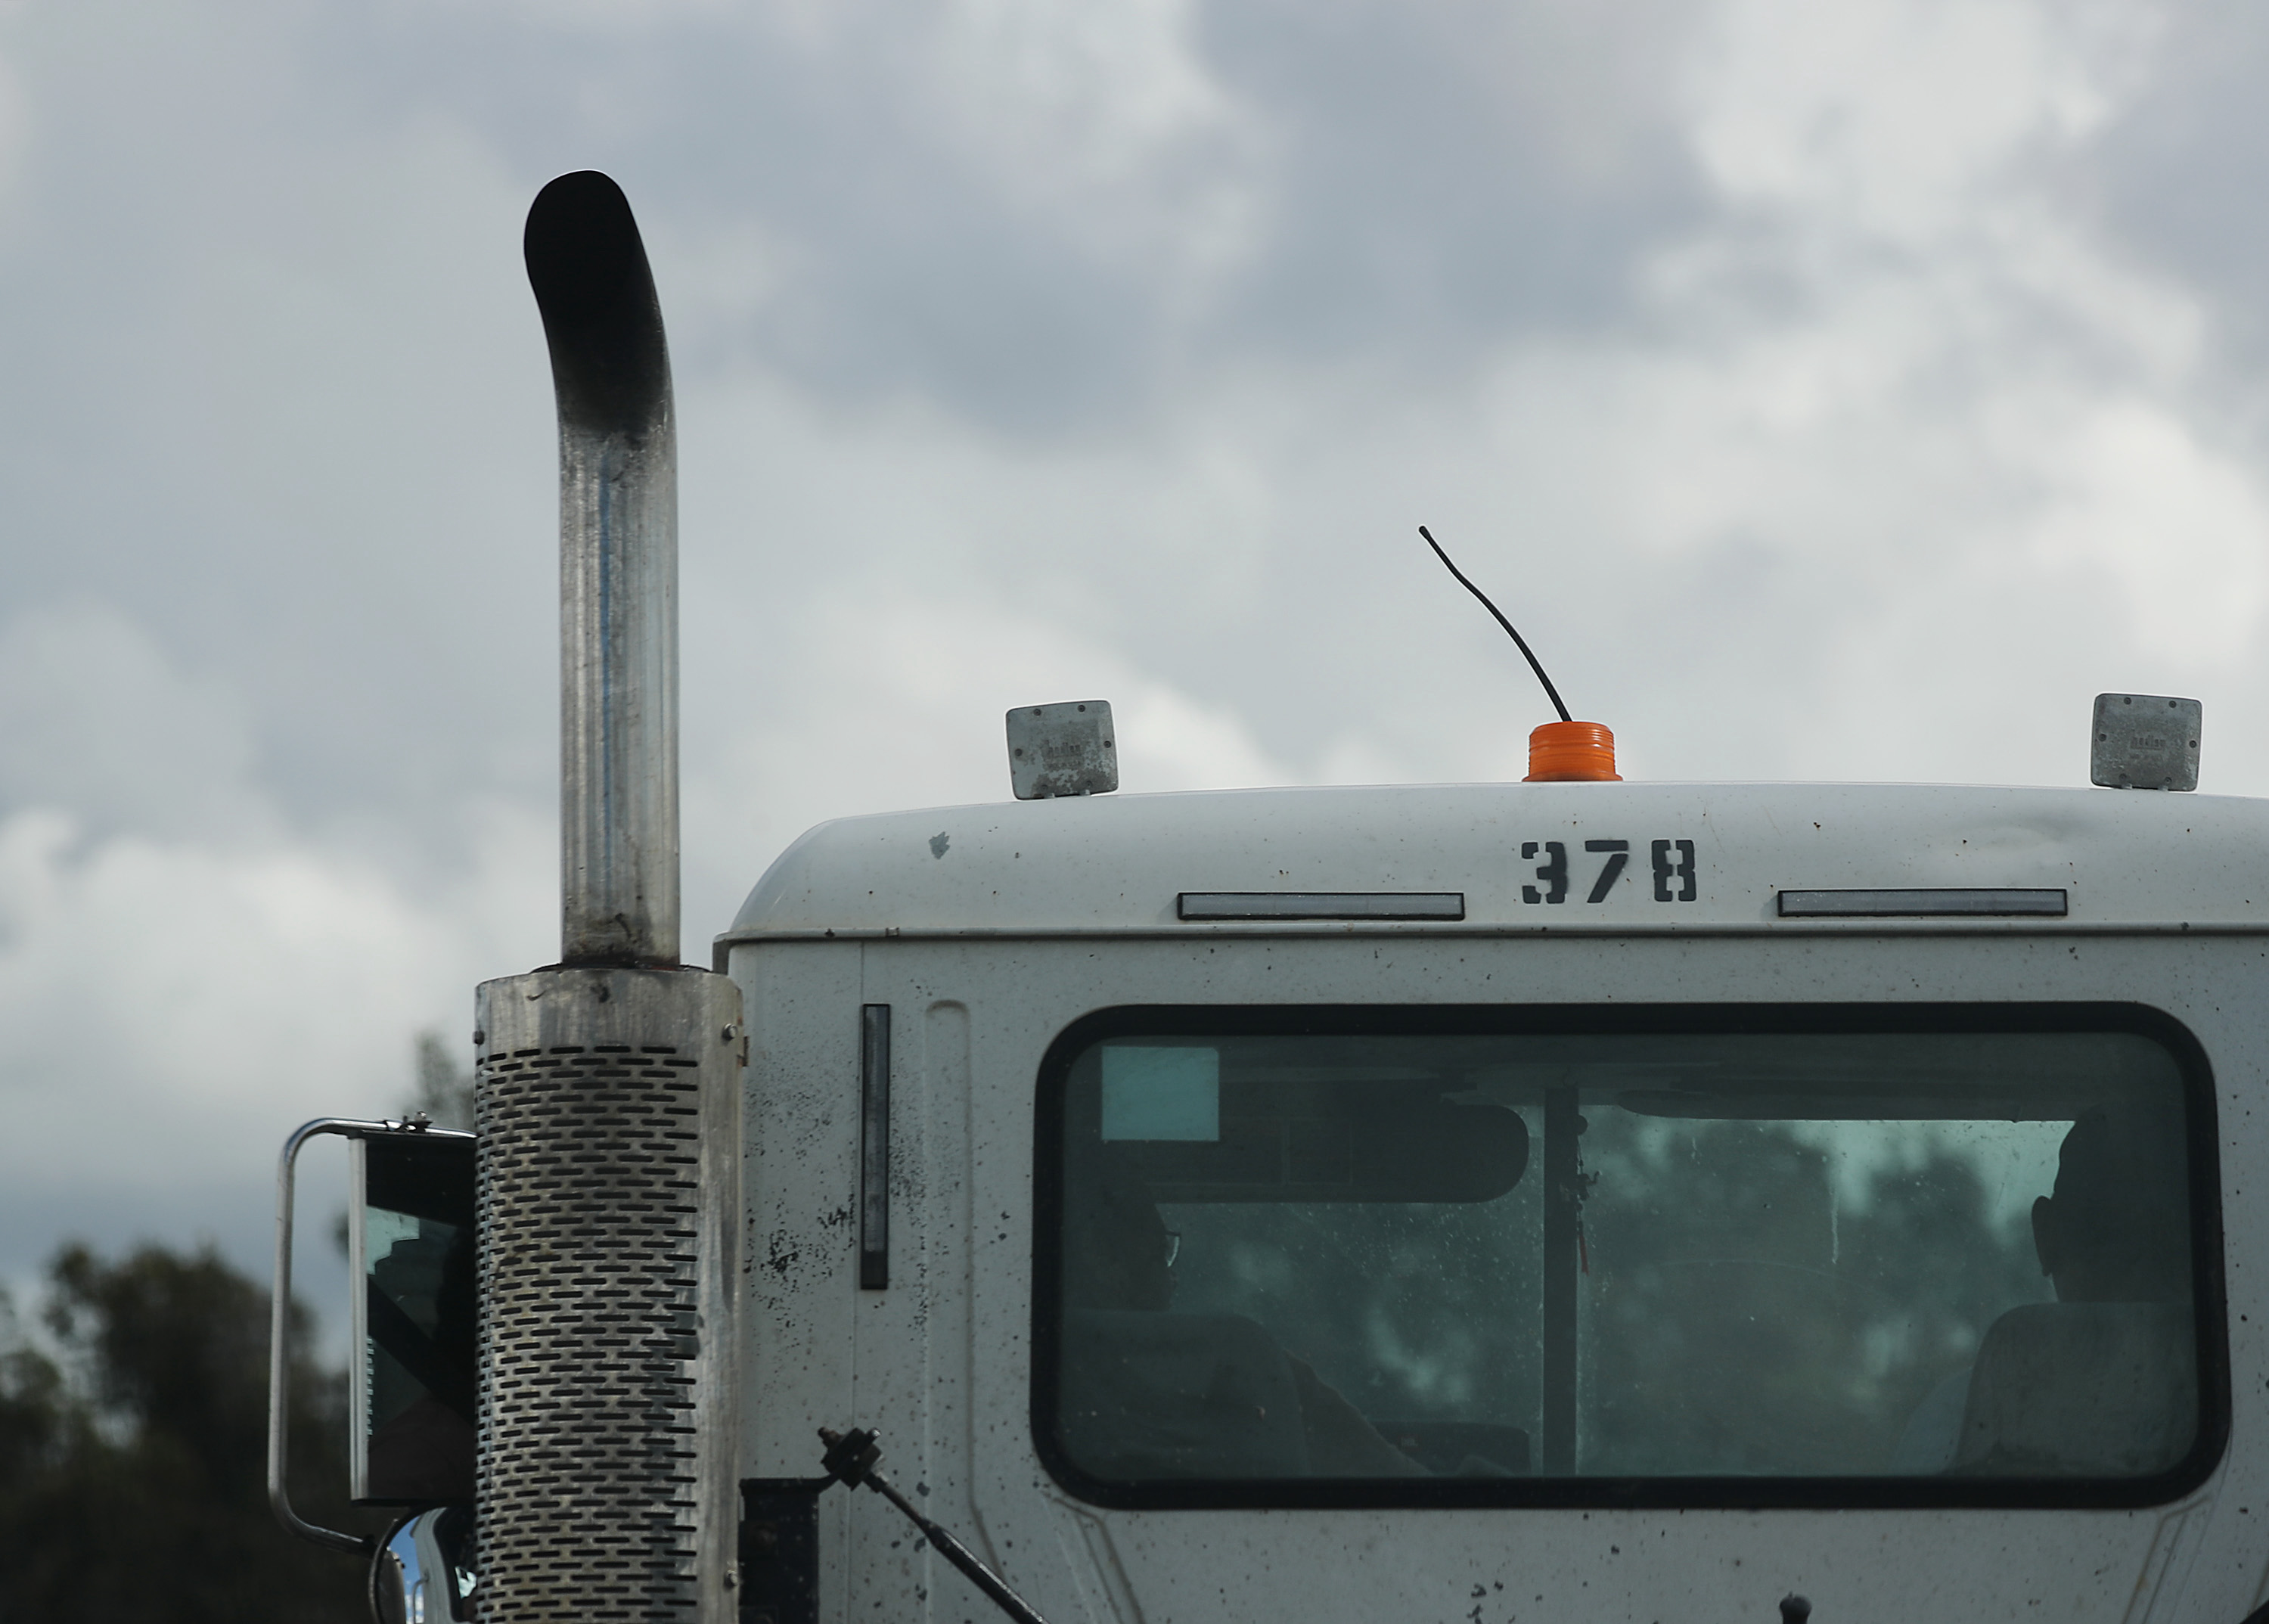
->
[1519,838,1697,905]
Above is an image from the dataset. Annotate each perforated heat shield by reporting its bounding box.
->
[475,967,744,1622]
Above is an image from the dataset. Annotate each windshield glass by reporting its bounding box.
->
[1036,1011,2214,1504]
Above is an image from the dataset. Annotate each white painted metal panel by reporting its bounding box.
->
[740,926,2268,1624]
[733,939,861,1622]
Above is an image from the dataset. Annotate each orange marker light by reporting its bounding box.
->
[1526,721,1621,782]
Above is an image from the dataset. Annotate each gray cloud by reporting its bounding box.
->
[2089,3,2269,363]
[0,0,2267,1293]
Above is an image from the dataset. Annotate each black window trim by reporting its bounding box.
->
[1029,1000,2229,1512]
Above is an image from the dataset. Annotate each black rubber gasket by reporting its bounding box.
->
[1028,1000,2228,1511]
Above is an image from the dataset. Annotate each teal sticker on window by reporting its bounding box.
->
[1100,1046,1221,1141]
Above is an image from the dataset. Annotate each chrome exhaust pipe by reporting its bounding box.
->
[526,169,681,968]
[475,172,743,1623]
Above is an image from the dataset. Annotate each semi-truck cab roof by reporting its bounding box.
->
[721,781,2269,944]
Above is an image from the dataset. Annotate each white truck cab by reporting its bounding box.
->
[270,173,2259,1624]
[720,780,2256,1623]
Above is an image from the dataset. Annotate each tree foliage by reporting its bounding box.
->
[0,1244,383,1622]
[1168,1118,2050,1475]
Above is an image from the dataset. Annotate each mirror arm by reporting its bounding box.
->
[268,1116,404,1557]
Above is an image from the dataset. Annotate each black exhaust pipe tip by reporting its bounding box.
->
[524,170,672,437]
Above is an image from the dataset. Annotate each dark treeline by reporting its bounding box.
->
[1169,1118,2048,1474]
[0,1039,472,1615]
[1579,1117,2047,1473]
[0,1032,475,1617]
[0,1245,387,1620]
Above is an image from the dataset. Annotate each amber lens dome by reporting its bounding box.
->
[1526,721,1620,782]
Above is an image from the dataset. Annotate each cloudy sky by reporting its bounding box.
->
[2,0,2267,1293]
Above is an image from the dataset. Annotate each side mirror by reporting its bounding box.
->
[352,1129,476,1504]
[268,1119,476,1563]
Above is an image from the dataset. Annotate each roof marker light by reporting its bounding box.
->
[1526,720,1622,782]
[1007,701,1118,800]
[2091,693,2200,791]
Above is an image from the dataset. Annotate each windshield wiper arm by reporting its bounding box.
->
[818,1427,1052,1624]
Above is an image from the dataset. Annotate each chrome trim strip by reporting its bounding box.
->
[1177,892,1467,921]
[1777,888,2069,918]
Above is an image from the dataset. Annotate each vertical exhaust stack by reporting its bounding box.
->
[475,172,745,1622]
[532,167,679,967]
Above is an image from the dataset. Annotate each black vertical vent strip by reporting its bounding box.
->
[860,1005,891,1290]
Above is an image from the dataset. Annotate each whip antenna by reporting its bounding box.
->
[1418,525,1572,722]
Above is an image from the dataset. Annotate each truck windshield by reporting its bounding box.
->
[1034,1008,2217,1505]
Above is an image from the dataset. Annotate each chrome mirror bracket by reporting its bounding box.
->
[370,1504,477,1624]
